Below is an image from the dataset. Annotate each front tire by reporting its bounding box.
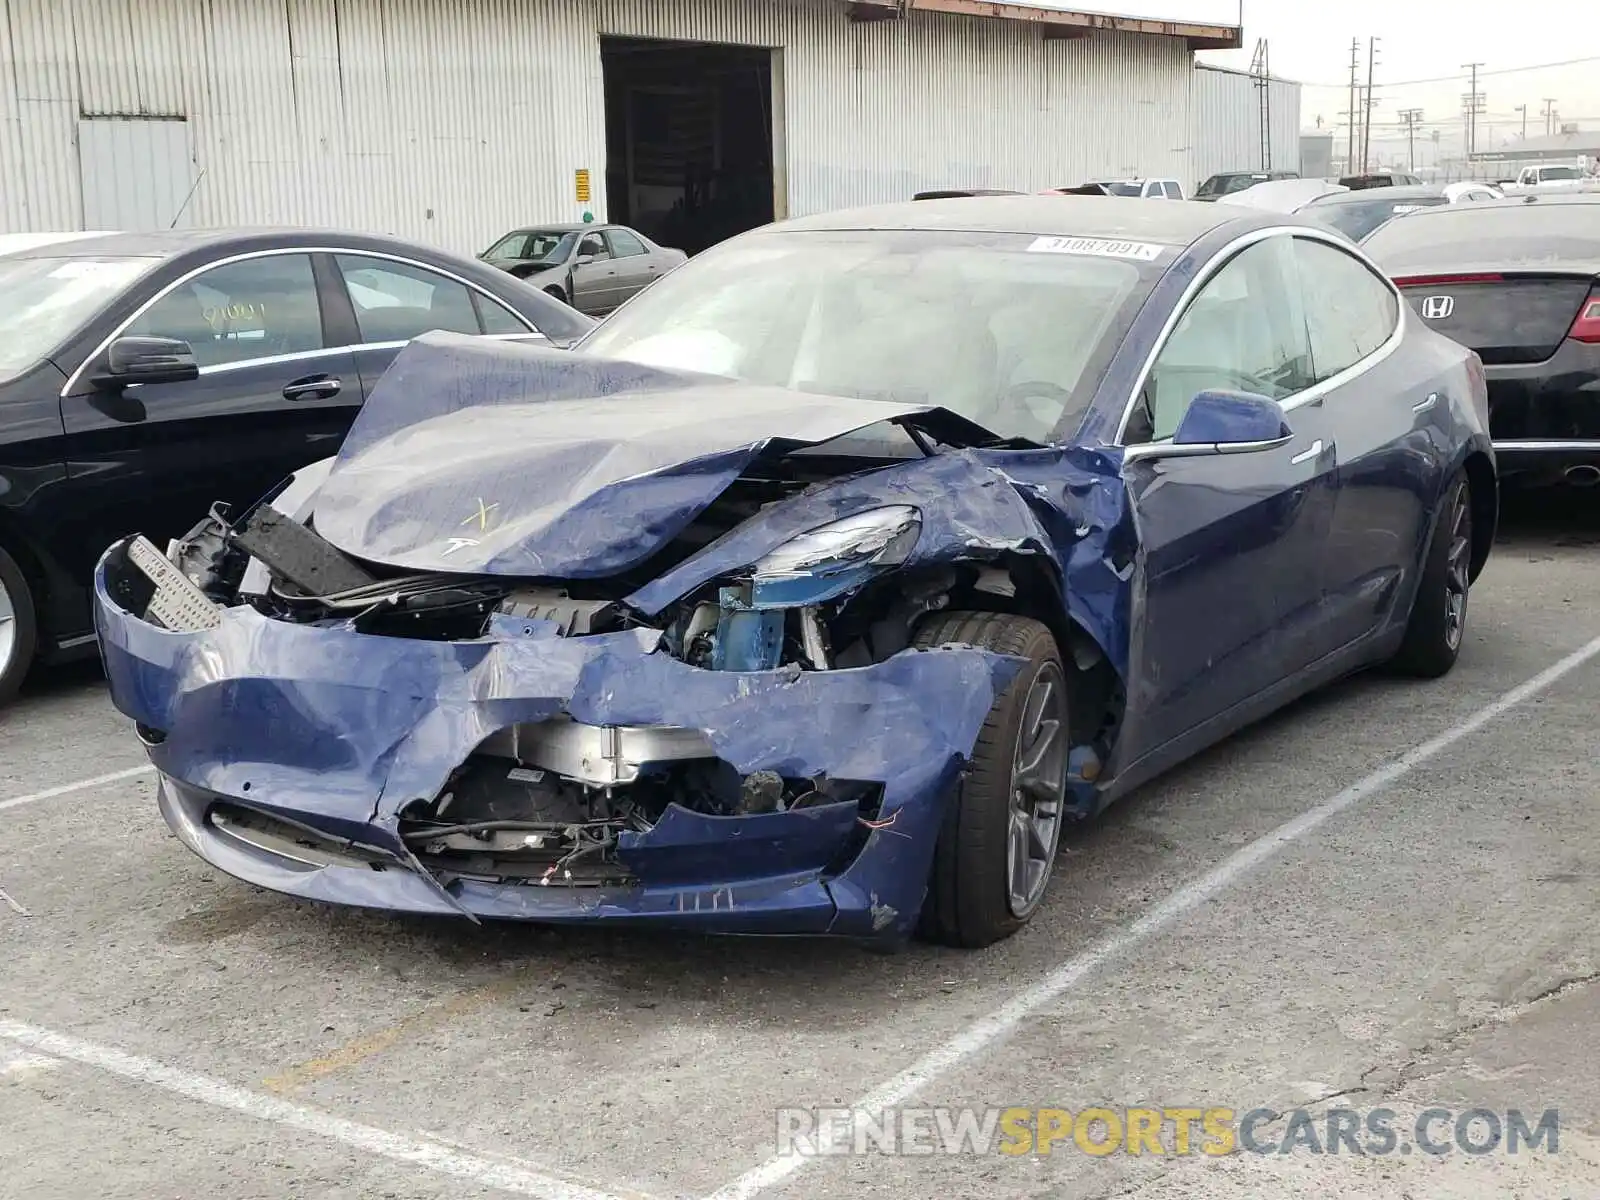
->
[543,285,568,305]
[1392,470,1472,678]
[911,612,1070,948]
[0,545,39,708]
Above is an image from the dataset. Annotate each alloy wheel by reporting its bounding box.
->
[0,572,16,681]
[1006,660,1069,918]
[1443,484,1472,651]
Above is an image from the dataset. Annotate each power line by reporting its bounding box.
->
[1297,53,1600,92]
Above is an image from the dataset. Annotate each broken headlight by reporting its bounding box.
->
[750,506,922,607]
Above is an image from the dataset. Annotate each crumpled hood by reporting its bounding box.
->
[310,331,940,578]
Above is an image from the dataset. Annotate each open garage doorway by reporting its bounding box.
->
[601,36,781,257]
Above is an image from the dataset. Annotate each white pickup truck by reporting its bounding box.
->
[1501,162,1594,192]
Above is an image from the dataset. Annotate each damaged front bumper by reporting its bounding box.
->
[94,539,1022,939]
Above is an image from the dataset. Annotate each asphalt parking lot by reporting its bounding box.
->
[3,490,1598,1200]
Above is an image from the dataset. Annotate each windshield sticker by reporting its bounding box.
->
[1026,236,1165,262]
[1391,205,1425,213]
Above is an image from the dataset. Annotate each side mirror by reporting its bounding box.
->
[575,253,597,266]
[1174,390,1293,449]
[95,336,200,387]
[1126,390,1294,462]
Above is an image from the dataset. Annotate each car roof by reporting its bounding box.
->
[0,230,123,256]
[1309,185,1447,206]
[0,227,478,261]
[763,195,1268,247]
[508,223,600,234]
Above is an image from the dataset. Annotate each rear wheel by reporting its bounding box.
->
[0,545,38,707]
[911,612,1069,948]
[1392,471,1472,678]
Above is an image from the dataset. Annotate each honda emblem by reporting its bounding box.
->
[1421,295,1455,319]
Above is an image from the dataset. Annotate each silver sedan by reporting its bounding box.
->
[479,223,687,316]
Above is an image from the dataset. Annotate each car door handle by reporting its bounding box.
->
[282,375,341,401]
[1289,439,1326,465]
[1413,392,1441,413]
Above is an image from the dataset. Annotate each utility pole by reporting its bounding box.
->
[1400,109,1424,171]
[1461,62,1485,158]
[1346,38,1360,174]
[1542,98,1558,136]
[1362,38,1380,173]
[1515,104,1528,140]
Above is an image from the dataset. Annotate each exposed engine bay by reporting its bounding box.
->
[128,450,979,677]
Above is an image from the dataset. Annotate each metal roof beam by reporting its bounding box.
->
[841,0,1242,50]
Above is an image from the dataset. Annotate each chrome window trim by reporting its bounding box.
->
[61,244,534,396]
[190,331,548,377]
[1112,224,1408,449]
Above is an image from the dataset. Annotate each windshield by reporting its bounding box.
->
[1102,183,1143,197]
[575,229,1154,442]
[0,255,157,382]
[484,230,576,263]
[1316,196,1449,241]
[1538,166,1582,181]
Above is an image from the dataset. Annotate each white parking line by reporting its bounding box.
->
[705,631,1600,1200]
[0,1020,645,1200]
[0,764,153,813]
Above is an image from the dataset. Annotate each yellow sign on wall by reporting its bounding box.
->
[575,169,592,203]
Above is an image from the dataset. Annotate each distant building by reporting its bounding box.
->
[1299,132,1334,180]
[1472,128,1600,170]
[1,0,1253,255]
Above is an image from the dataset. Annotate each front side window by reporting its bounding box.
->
[1294,237,1398,381]
[578,229,1155,443]
[1129,236,1314,444]
[1162,182,1183,199]
[577,233,611,261]
[126,253,323,369]
[335,255,480,343]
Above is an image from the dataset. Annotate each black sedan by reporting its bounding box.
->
[0,228,594,704]
[1362,194,1600,487]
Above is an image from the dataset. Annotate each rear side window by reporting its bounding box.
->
[335,255,481,343]
[607,230,647,257]
[1294,237,1398,381]
[1162,182,1182,199]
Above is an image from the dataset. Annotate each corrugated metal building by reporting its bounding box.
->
[1187,63,1300,190]
[1,0,1247,256]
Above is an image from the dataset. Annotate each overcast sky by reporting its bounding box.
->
[1194,0,1600,156]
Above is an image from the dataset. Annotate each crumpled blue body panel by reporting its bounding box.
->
[94,552,1024,937]
[311,334,940,579]
[627,442,1135,678]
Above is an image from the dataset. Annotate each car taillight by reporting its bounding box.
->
[1568,291,1600,343]
[1390,272,1503,288]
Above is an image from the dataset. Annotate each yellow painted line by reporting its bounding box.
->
[263,967,539,1094]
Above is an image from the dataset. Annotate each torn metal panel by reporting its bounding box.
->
[627,441,1137,677]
